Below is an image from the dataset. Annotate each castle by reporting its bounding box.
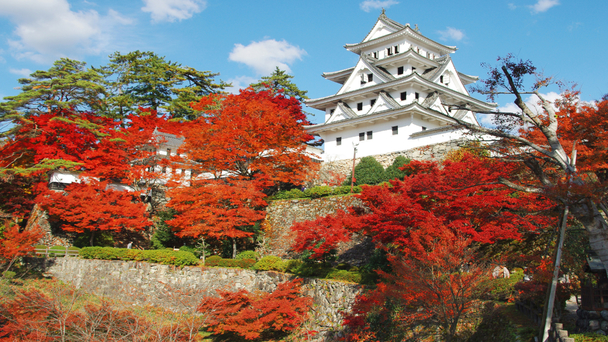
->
[305,11,495,162]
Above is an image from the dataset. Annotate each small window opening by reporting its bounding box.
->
[412,67,416,73]
[422,126,427,131]
[400,92,407,101]
[370,99,376,107]
[166,148,171,156]
[440,76,444,83]
[373,51,378,58]
[392,126,398,135]
[394,45,399,54]
[330,109,335,114]
[357,102,363,111]
[359,132,365,141]
[367,131,373,140]
[387,47,393,56]
[336,137,342,146]
[367,73,373,82]
[397,66,404,75]
[415,92,420,100]
[360,74,366,85]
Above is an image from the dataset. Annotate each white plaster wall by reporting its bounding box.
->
[319,116,461,161]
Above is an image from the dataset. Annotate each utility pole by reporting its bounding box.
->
[350,143,358,193]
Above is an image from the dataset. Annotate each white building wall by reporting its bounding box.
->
[320,116,460,161]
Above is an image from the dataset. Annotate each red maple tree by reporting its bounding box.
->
[291,153,555,260]
[197,279,312,341]
[166,87,316,244]
[0,221,44,273]
[37,180,151,246]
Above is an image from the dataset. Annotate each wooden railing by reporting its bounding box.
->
[34,246,79,257]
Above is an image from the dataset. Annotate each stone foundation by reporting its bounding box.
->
[317,139,464,184]
[27,257,362,341]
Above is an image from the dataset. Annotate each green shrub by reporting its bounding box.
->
[236,250,259,261]
[384,155,411,182]
[571,333,608,342]
[331,186,351,195]
[484,268,525,301]
[283,259,304,273]
[304,186,333,199]
[237,259,256,269]
[273,188,306,200]
[326,269,362,283]
[254,256,284,271]
[344,156,385,186]
[290,261,333,278]
[79,247,199,266]
[203,256,256,269]
[204,255,223,267]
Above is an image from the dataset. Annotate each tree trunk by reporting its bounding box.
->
[232,238,237,259]
[570,201,608,274]
[89,230,96,247]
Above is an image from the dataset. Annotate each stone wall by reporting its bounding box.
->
[26,204,74,247]
[28,257,361,341]
[318,139,464,182]
[259,196,374,266]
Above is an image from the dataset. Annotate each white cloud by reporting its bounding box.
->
[141,0,206,23]
[224,76,258,94]
[437,27,465,41]
[228,39,306,75]
[508,3,517,10]
[529,0,559,13]
[487,92,562,126]
[0,0,132,63]
[359,0,399,12]
[9,68,31,77]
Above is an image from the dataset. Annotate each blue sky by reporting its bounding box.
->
[0,0,605,125]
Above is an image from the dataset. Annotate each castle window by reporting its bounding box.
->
[367,73,373,82]
[422,126,427,131]
[357,102,363,111]
[415,92,420,100]
[370,99,376,107]
[359,132,365,141]
[400,92,407,101]
[387,47,393,56]
[394,45,399,54]
[392,126,398,135]
[373,51,378,58]
[166,148,171,156]
[440,76,444,83]
[412,67,416,73]
[360,74,366,85]
[336,137,342,146]
[397,66,404,75]
[330,109,335,114]
[367,131,373,140]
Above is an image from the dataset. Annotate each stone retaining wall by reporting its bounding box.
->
[27,257,362,341]
[318,139,464,183]
[259,196,374,265]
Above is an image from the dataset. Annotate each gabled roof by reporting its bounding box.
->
[361,10,405,43]
[306,101,455,134]
[345,14,457,56]
[307,72,496,112]
[323,67,355,84]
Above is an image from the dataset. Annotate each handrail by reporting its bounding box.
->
[34,246,79,258]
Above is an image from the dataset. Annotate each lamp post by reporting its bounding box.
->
[351,143,358,193]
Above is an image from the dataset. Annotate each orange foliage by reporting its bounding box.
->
[167,177,266,239]
[0,221,43,268]
[167,87,315,240]
[197,279,312,341]
[37,180,151,239]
